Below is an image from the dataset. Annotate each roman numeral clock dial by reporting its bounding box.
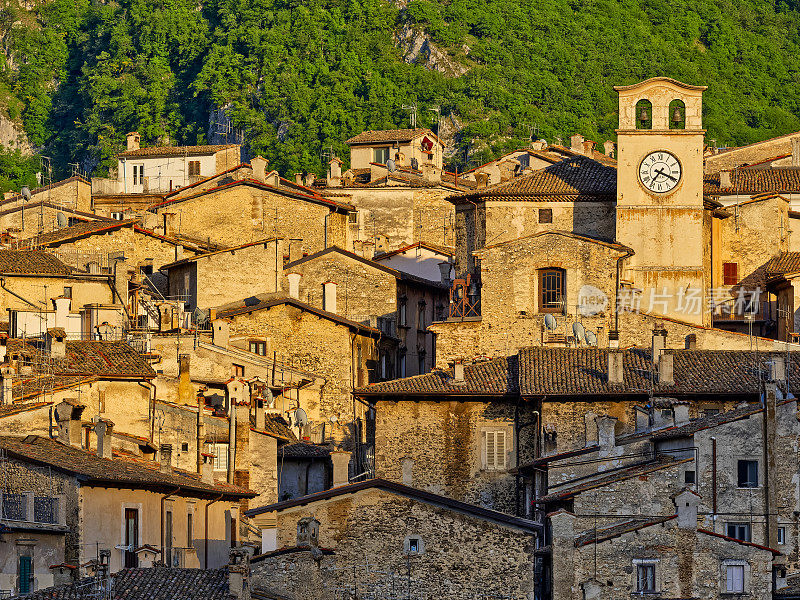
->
[638,151,682,194]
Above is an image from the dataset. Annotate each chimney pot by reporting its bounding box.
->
[672,401,689,425]
[603,140,615,158]
[608,349,624,384]
[305,173,316,187]
[570,134,584,153]
[55,400,85,447]
[720,170,732,189]
[94,419,114,459]
[294,173,303,185]
[608,330,619,349]
[652,326,667,364]
[160,444,172,473]
[658,353,674,386]
[126,132,140,152]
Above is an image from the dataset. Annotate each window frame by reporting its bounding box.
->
[373,147,390,165]
[726,522,752,542]
[737,459,759,488]
[212,443,229,472]
[482,428,509,471]
[778,526,786,545]
[635,561,657,594]
[723,262,739,286]
[538,268,565,313]
[723,561,747,594]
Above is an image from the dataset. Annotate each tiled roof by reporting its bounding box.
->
[161,238,280,270]
[261,415,297,442]
[642,403,764,442]
[346,129,438,145]
[245,477,541,532]
[0,176,90,207]
[15,375,97,401]
[117,143,239,158]
[0,435,254,498]
[7,340,156,379]
[449,156,617,202]
[704,168,800,195]
[278,442,331,459]
[374,241,455,260]
[19,220,138,248]
[354,355,518,397]
[766,252,800,276]
[0,250,73,275]
[18,568,233,600]
[536,455,692,503]
[575,516,676,547]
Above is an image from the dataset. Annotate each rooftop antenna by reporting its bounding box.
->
[544,313,557,331]
[585,330,598,346]
[402,104,418,129]
[427,105,441,136]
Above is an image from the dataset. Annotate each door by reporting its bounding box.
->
[124,508,139,568]
[18,556,32,594]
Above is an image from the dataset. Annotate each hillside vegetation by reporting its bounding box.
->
[0,0,798,185]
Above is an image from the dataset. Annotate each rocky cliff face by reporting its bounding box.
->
[395,23,468,78]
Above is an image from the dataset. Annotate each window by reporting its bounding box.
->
[483,430,507,471]
[636,563,656,593]
[133,164,145,186]
[232,364,245,377]
[723,262,739,286]
[404,535,424,554]
[778,527,786,545]
[398,299,408,327]
[635,99,653,130]
[181,442,188,452]
[187,512,194,548]
[249,341,267,356]
[418,350,426,375]
[725,564,745,593]
[124,508,139,568]
[63,286,72,299]
[230,517,237,548]
[538,268,565,313]
[408,538,419,553]
[110,212,124,220]
[726,523,752,542]
[398,352,406,378]
[538,208,553,224]
[737,460,758,488]
[684,470,696,485]
[188,160,201,177]
[417,301,426,330]
[212,443,229,471]
[348,211,359,225]
[373,147,390,164]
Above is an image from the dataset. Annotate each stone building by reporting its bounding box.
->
[345,129,445,172]
[245,478,540,600]
[705,131,800,173]
[283,246,448,377]
[373,241,454,283]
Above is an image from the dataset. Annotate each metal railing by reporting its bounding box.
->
[1,493,25,521]
[1,492,60,524]
[34,495,58,524]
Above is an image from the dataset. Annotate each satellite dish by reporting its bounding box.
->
[572,322,586,344]
[410,157,419,170]
[585,331,598,346]
[386,158,396,172]
[544,313,557,330]
[294,408,308,428]
[20,187,31,201]
[56,212,67,228]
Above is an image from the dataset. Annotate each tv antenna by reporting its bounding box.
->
[428,105,441,135]
[402,104,418,128]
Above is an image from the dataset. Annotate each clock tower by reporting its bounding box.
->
[614,77,709,326]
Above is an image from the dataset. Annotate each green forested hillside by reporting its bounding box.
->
[0,0,799,183]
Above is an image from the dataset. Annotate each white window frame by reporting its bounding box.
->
[482,427,510,471]
[632,558,659,594]
[132,164,145,186]
[778,526,786,545]
[212,442,229,472]
[722,560,748,594]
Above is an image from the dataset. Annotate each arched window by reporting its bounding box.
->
[636,99,652,130]
[538,268,565,313]
[669,99,686,129]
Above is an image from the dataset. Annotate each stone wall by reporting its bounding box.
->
[705,133,800,172]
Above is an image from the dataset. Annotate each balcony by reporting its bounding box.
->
[1,492,68,532]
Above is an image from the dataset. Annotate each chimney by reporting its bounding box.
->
[233,396,251,508]
[651,326,667,364]
[330,449,352,487]
[603,140,615,158]
[597,415,617,449]
[421,163,441,183]
[265,170,279,187]
[228,548,252,600]
[288,239,303,264]
[196,391,206,474]
[792,136,800,167]
[250,156,268,183]
[549,510,576,600]
[438,261,452,285]
[582,140,595,156]
[323,281,337,313]
[453,360,465,383]
[327,157,342,187]
[227,391,237,485]
[570,134,584,154]
[46,328,66,359]
[53,297,71,330]
[770,356,786,383]
[212,319,230,348]
[475,172,489,188]
[55,400,85,447]
[674,489,700,529]
[0,336,6,364]
[126,132,140,152]
[49,565,76,588]
[635,406,650,432]
[531,140,545,151]
[658,353,674,386]
[201,453,214,484]
[608,330,619,349]
[607,349,623,384]
[305,173,316,187]
[685,333,697,350]
[163,212,177,237]
[178,354,192,405]
[584,411,598,446]
[94,418,114,459]
[287,273,302,299]
[1,365,13,405]
[294,173,303,185]
[160,444,172,473]
[672,401,690,426]
[719,170,732,189]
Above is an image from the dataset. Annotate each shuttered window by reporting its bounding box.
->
[188,161,201,177]
[726,565,744,593]
[723,262,739,285]
[484,430,507,471]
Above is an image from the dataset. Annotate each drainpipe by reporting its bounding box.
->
[161,487,180,560]
[613,250,634,335]
[711,437,717,515]
[324,212,329,249]
[204,493,224,568]
[0,278,44,308]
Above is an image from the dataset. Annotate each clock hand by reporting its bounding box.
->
[654,168,677,182]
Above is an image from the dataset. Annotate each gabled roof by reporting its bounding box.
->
[613,77,707,92]
[19,220,139,247]
[244,477,541,532]
[0,176,90,207]
[374,241,455,261]
[647,403,764,442]
[0,250,74,275]
[215,296,382,337]
[117,143,239,158]
[161,238,280,270]
[765,252,800,276]
[0,435,254,498]
[7,339,156,379]
[0,201,109,222]
[475,230,632,255]
[449,156,617,202]
[575,516,676,547]
[346,128,440,145]
[354,355,518,397]
[704,168,800,195]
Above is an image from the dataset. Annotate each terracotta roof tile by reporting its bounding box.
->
[278,442,331,459]
[766,252,800,276]
[346,129,438,145]
[0,250,74,275]
[262,415,297,442]
[704,168,800,195]
[450,156,617,202]
[117,144,239,158]
[575,516,676,547]
[19,220,138,248]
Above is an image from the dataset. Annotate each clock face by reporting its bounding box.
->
[639,151,682,194]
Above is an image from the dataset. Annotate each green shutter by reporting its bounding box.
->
[19,556,32,594]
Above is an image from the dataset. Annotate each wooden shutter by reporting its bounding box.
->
[484,430,507,470]
[727,565,744,593]
[723,262,738,285]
